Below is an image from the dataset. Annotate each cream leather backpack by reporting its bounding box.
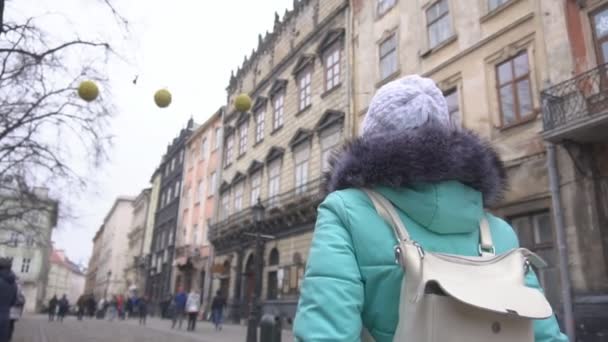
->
[363,189,554,342]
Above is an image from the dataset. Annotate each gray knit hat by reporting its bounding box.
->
[361,75,452,137]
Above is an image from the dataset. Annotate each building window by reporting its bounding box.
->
[297,68,312,111]
[592,6,608,65]
[377,0,396,16]
[273,93,284,130]
[21,258,31,273]
[267,248,280,300]
[26,235,35,247]
[324,46,341,91]
[488,0,509,12]
[168,229,174,246]
[509,211,559,307]
[496,51,533,126]
[221,194,230,219]
[234,182,244,212]
[444,88,461,128]
[294,144,310,195]
[255,109,265,144]
[214,127,221,150]
[250,171,262,206]
[209,172,217,197]
[238,122,248,156]
[320,127,342,172]
[197,181,204,203]
[201,138,208,160]
[379,33,398,80]
[178,150,184,163]
[426,0,452,49]
[193,224,200,246]
[9,232,19,247]
[268,160,281,207]
[168,186,173,201]
[225,134,234,166]
[171,157,176,171]
[174,181,180,198]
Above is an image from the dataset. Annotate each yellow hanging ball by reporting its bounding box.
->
[154,89,172,108]
[78,80,99,102]
[234,93,252,112]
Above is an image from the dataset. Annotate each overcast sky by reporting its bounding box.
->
[11,0,293,265]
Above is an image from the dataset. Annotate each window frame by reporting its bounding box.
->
[272,92,285,131]
[238,122,248,156]
[250,171,262,206]
[297,67,313,111]
[426,0,452,49]
[293,144,311,195]
[379,33,398,81]
[443,87,461,129]
[233,181,244,212]
[324,44,342,92]
[201,137,208,160]
[268,159,282,207]
[488,0,510,12]
[209,172,217,197]
[377,0,397,17]
[214,127,221,150]
[496,51,535,127]
[225,133,234,166]
[591,4,608,66]
[21,257,31,273]
[254,108,265,144]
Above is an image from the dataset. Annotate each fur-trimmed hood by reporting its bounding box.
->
[325,126,507,207]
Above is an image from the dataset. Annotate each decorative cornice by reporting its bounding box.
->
[315,109,345,132]
[292,54,316,76]
[247,160,264,174]
[289,128,314,148]
[265,146,286,163]
[317,28,345,54]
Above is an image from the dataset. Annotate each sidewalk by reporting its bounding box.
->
[122,315,294,342]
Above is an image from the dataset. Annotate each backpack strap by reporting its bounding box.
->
[478,216,495,256]
[365,189,495,257]
[363,189,410,243]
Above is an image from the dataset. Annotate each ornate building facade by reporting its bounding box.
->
[173,108,223,312]
[209,0,352,326]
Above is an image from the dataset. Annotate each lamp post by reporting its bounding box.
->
[245,199,273,342]
[104,270,112,299]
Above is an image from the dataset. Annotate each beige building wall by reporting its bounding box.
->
[124,188,151,293]
[95,197,135,298]
[210,0,351,323]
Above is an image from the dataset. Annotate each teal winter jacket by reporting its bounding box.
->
[293,127,567,342]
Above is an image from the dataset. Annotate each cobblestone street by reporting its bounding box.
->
[11,315,294,342]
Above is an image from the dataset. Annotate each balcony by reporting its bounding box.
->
[541,64,608,143]
[209,178,323,252]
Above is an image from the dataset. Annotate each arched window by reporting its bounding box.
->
[269,248,279,266]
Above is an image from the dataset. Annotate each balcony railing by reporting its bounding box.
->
[541,63,608,142]
[208,177,324,247]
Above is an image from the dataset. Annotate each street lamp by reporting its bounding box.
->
[245,199,273,342]
[104,270,112,299]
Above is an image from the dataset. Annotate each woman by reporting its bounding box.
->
[293,75,567,341]
[138,296,148,326]
[210,290,226,331]
[185,290,200,332]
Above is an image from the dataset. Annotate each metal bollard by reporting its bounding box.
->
[260,314,282,342]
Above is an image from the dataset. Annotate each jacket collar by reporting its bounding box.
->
[324,126,507,207]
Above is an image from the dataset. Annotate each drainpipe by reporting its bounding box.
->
[546,142,576,341]
[345,0,354,138]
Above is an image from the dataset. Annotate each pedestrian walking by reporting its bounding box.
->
[171,289,187,329]
[96,297,105,319]
[87,295,96,319]
[0,257,17,342]
[125,296,133,319]
[210,290,226,331]
[117,294,124,320]
[293,75,568,341]
[107,296,118,322]
[185,290,200,332]
[8,280,25,341]
[47,295,58,322]
[138,296,148,326]
[76,295,86,321]
[57,294,69,322]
